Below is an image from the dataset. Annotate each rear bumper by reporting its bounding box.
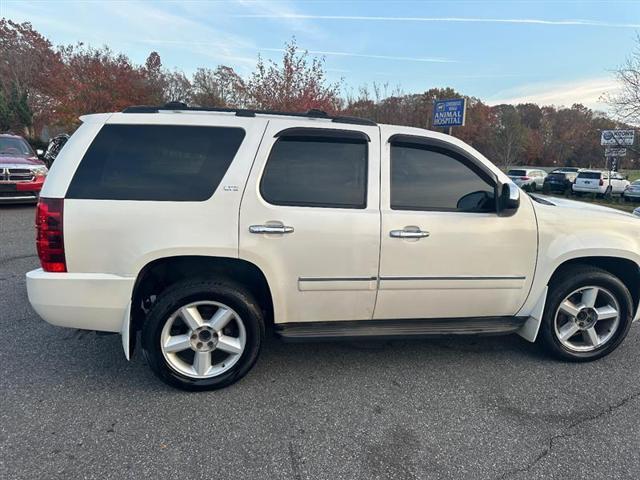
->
[544,182,569,191]
[572,185,603,194]
[26,269,134,332]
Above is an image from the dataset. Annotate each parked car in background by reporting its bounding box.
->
[43,133,69,168]
[543,171,579,194]
[507,168,547,191]
[0,133,48,203]
[572,170,629,197]
[623,180,640,202]
[550,167,580,174]
[25,104,640,390]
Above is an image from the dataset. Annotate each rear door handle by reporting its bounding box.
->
[390,229,430,239]
[249,225,294,234]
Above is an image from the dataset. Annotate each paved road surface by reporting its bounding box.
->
[1,204,639,479]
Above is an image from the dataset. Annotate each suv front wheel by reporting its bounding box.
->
[141,279,264,390]
[539,266,633,361]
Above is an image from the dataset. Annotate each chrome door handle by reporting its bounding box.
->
[390,229,430,239]
[249,225,294,234]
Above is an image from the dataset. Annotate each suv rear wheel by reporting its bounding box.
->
[141,279,264,390]
[539,266,633,361]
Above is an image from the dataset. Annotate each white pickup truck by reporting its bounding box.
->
[26,104,640,390]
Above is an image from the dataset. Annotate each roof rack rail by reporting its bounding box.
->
[122,103,377,126]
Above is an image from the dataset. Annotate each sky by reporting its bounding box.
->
[2,0,639,112]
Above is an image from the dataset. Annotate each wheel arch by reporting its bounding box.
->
[126,255,274,358]
[517,254,640,342]
[548,256,640,314]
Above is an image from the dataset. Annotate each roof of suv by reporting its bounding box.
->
[508,168,544,173]
[121,102,378,127]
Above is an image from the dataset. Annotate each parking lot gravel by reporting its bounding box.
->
[2,204,640,479]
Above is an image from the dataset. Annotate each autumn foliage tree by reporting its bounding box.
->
[55,44,154,126]
[245,40,342,113]
[192,66,247,107]
[0,19,65,135]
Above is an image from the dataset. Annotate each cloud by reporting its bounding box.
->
[234,14,640,29]
[260,47,457,63]
[232,0,325,38]
[74,1,261,68]
[487,77,621,111]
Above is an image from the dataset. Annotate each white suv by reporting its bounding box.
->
[507,168,547,191]
[26,104,640,390]
[572,170,630,196]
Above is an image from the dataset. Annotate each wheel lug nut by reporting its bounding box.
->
[207,341,214,347]
[197,342,203,349]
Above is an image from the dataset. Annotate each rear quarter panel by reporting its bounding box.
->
[62,113,269,275]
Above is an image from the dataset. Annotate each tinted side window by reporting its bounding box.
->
[260,136,367,209]
[391,144,495,212]
[67,125,245,201]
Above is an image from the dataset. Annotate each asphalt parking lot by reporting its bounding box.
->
[2,204,640,480]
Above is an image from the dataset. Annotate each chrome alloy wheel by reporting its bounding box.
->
[553,286,620,352]
[160,301,246,378]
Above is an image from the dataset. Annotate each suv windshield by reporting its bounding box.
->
[578,172,602,179]
[507,169,526,176]
[0,137,34,157]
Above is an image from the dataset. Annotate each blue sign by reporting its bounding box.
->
[432,98,466,128]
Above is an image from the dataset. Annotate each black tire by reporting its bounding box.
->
[530,182,537,192]
[539,265,633,362]
[142,279,265,391]
[604,186,613,199]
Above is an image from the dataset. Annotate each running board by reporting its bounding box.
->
[276,317,528,342]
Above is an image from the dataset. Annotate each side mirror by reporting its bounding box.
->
[36,149,44,159]
[497,182,520,217]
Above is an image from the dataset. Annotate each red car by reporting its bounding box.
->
[0,134,48,203]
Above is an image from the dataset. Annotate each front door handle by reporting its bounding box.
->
[249,224,294,234]
[390,229,430,239]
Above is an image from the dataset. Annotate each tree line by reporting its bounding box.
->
[1,19,637,168]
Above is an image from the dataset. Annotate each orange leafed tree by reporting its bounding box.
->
[0,19,66,134]
[56,44,155,126]
[245,40,343,113]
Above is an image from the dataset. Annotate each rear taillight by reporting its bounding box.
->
[599,179,604,186]
[522,176,530,180]
[36,198,66,272]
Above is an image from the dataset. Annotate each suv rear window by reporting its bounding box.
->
[578,172,602,180]
[547,173,566,180]
[67,124,245,201]
[507,169,526,176]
